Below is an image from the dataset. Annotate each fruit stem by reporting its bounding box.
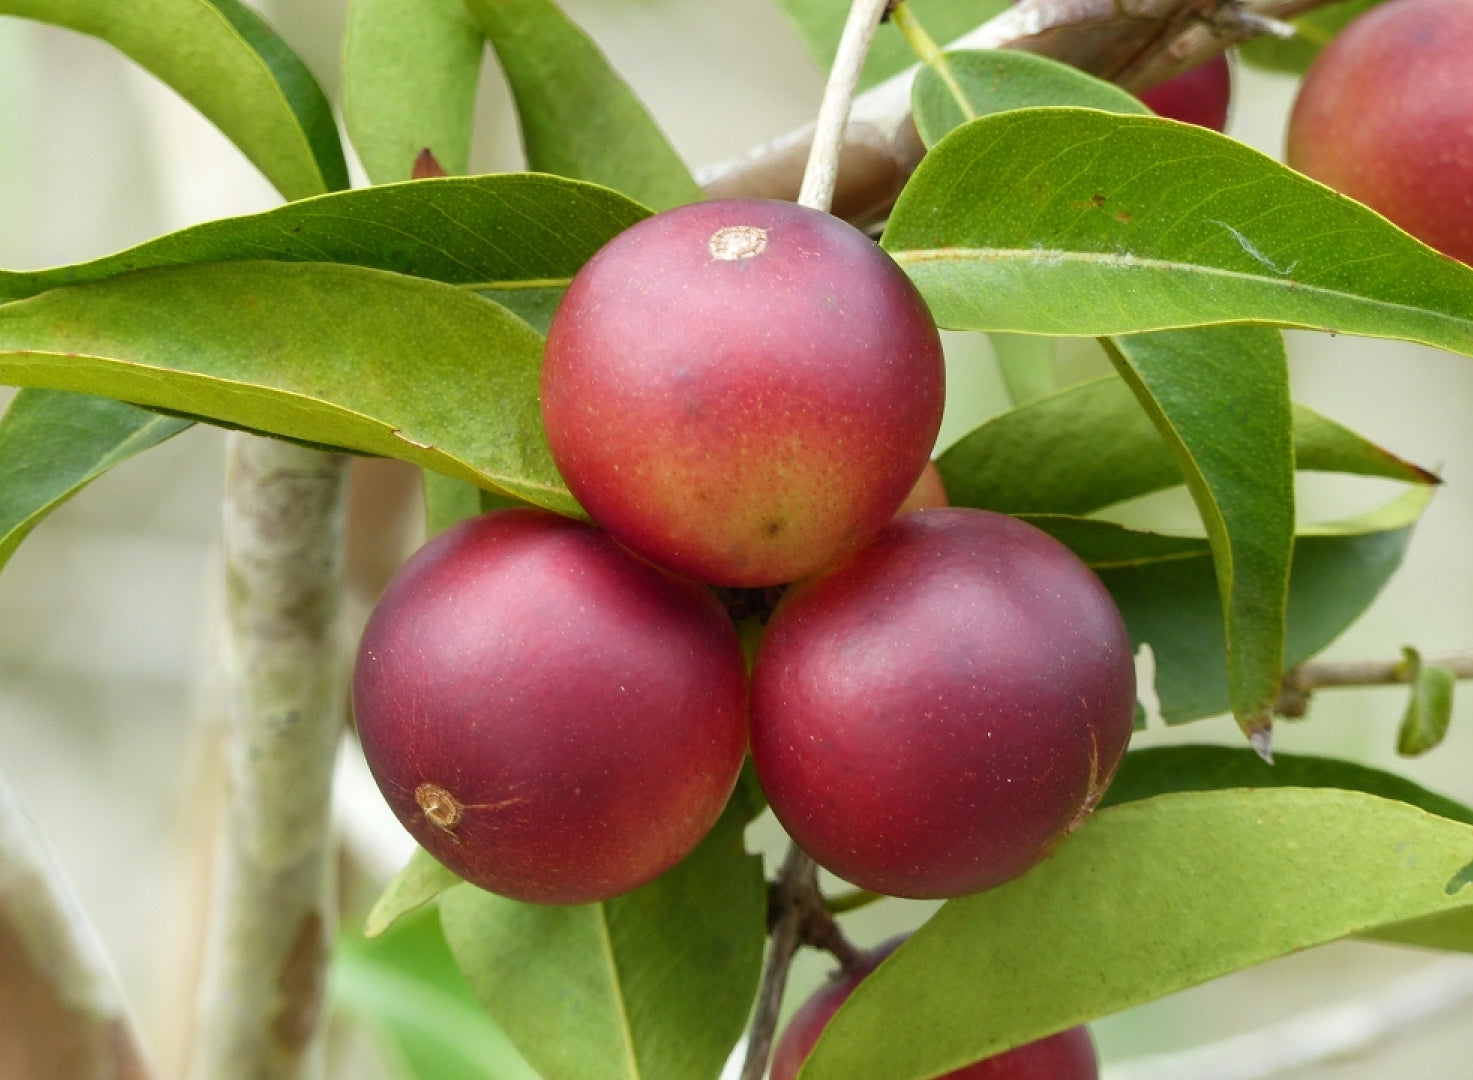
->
[797,0,894,212]
[740,845,820,1080]
[826,887,885,915]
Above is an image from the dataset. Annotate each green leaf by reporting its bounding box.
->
[912,48,1147,148]
[1397,648,1457,756]
[774,0,1009,90]
[988,333,1055,405]
[939,374,1436,517]
[334,907,541,1080]
[460,0,702,212]
[1101,744,1473,825]
[438,798,765,1080]
[0,0,345,199]
[1237,0,1382,74]
[1103,488,1431,724]
[1104,327,1293,742]
[0,390,190,571]
[366,847,465,939]
[343,0,485,184]
[0,262,576,513]
[882,109,1473,356]
[0,173,650,304]
[801,788,1473,1080]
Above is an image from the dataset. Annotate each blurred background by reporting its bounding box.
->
[1,0,1472,1076]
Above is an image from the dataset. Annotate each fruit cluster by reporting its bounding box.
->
[352,198,1138,911]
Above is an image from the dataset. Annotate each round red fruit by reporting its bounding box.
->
[541,198,946,588]
[751,508,1136,899]
[1286,0,1473,264]
[352,509,749,905]
[772,937,1098,1080]
[1137,53,1232,131]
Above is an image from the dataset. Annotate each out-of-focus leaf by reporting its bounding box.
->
[912,48,1147,148]
[365,847,465,939]
[439,798,765,1080]
[1396,648,1457,756]
[802,788,1473,1080]
[988,333,1055,406]
[773,0,1009,89]
[882,109,1473,358]
[0,0,345,199]
[1102,487,1432,724]
[460,0,701,211]
[343,0,485,183]
[334,906,541,1080]
[1237,0,1381,74]
[0,174,649,303]
[0,390,190,572]
[939,374,1438,516]
[1105,327,1294,743]
[0,262,576,513]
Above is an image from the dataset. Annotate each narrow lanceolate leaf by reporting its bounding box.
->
[0,262,576,513]
[0,390,189,571]
[1397,648,1457,757]
[1098,488,1431,724]
[1105,327,1294,743]
[460,0,702,212]
[438,801,765,1080]
[1103,745,1473,824]
[334,908,540,1080]
[773,0,1009,90]
[912,48,1148,148]
[343,0,485,184]
[0,0,346,199]
[938,374,1438,516]
[882,109,1473,356]
[0,174,649,304]
[801,788,1473,1080]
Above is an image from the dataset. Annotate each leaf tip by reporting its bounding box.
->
[413,149,448,180]
[1248,724,1274,764]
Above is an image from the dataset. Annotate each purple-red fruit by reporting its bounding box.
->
[352,509,749,905]
[541,198,946,589]
[1138,54,1232,131]
[1286,0,1473,265]
[771,937,1098,1080]
[751,508,1135,899]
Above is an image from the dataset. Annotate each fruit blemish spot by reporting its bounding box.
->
[415,781,464,832]
[709,225,768,261]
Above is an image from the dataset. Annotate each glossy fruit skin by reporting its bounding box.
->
[751,508,1135,899]
[1137,53,1232,131]
[541,198,946,588]
[1286,0,1473,264]
[352,509,748,905]
[771,937,1098,1080]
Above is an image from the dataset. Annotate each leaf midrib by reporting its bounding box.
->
[595,905,642,1080]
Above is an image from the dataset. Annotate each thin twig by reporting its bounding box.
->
[187,434,350,1080]
[740,847,819,1080]
[798,0,895,212]
[1102,957,1473,1080]
[699,0,1343,222]
[1275,650,1473,717]
[0,756,155,1080]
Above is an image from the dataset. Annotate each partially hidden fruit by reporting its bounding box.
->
[1286,0,1473,264]
[1137,53,1232,131]
[352,509,748,905]
[772,936,1098,1080]
[751,508,1135,899]
[541,197,946,588]
[897,459,949,515]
